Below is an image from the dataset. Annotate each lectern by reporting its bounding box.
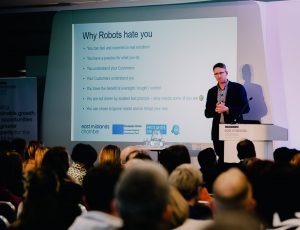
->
[219,124,288,162]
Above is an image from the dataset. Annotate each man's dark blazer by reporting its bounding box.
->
[205,81,250,140]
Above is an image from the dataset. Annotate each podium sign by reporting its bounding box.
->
[219,124,288,162]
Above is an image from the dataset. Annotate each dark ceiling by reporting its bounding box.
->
[0,12,54,77]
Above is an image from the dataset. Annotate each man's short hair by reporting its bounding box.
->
[237,139,256,160]
[168,163,204,201]
[83,164,122,212]
[115,161,169,228]
[213,63,227,70]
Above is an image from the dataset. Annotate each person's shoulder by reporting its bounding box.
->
[228,81,246,90]
[208,85,218,92]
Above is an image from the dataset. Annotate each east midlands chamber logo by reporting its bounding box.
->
[80,124,109,135]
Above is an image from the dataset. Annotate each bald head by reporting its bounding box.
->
[120,145,140,165]
[213,168,255,212]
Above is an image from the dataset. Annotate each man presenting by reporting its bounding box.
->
[205,63,249,163]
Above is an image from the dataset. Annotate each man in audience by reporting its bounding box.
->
[114,161,171,230]
[69,164,123,230]
[236,139,258,170]
[197,147,219,193]
[158,144,191,175]
[120,145,140,166]
[273,147,299,165]
[169,164,212,220]
[212,167,256,213]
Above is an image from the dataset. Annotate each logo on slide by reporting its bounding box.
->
[171,125,180,135]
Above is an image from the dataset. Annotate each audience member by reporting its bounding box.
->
[23,140,42,173]
[68,143,98,185]
[120,145,140,166]
[131,151,152,161]
[69,164,123,230]
[34,146,49,168]
[98,145,121,167]
[237,139,256,160]
[213,167,256,213]
[246,159,276,227]
[42,146,84,229]
[114,161,171,230]
[236,139,259,170]
[9,167,61,230]
[247,159,300,228]
[273,147,298,165]
[197,148,219,193]
[169,164,212,220]
[158,144,191,175]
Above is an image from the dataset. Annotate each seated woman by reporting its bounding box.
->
[42,147,84,229]
[9,167,61,230]
[67,143,97,185]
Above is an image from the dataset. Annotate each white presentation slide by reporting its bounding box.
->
[71,17,237,143]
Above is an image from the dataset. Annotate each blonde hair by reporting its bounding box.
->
[169,163,203,201]
[35,146,49,168]
[98,145,121,166]
[168,185,189,228]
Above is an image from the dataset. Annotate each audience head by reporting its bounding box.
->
[23,167,59,200]
[158,144,191,174]
[15,167,60,230]
[98,144,121,167]
[246,159,299,227]
[35,146,49,168]
[42,146,70,180]
[273,147,298,164]
[114,161,170,230]
[71,143,97,169]
[213,168,256,213]
[120,145,140,165]
[236,139,256,160]
[127,149,152,162]
[169,163,204,204]
[197,147,217,169]
[83,164,122,213]
[25,140,42,160]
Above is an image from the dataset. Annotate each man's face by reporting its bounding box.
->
[213,67,228,85]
